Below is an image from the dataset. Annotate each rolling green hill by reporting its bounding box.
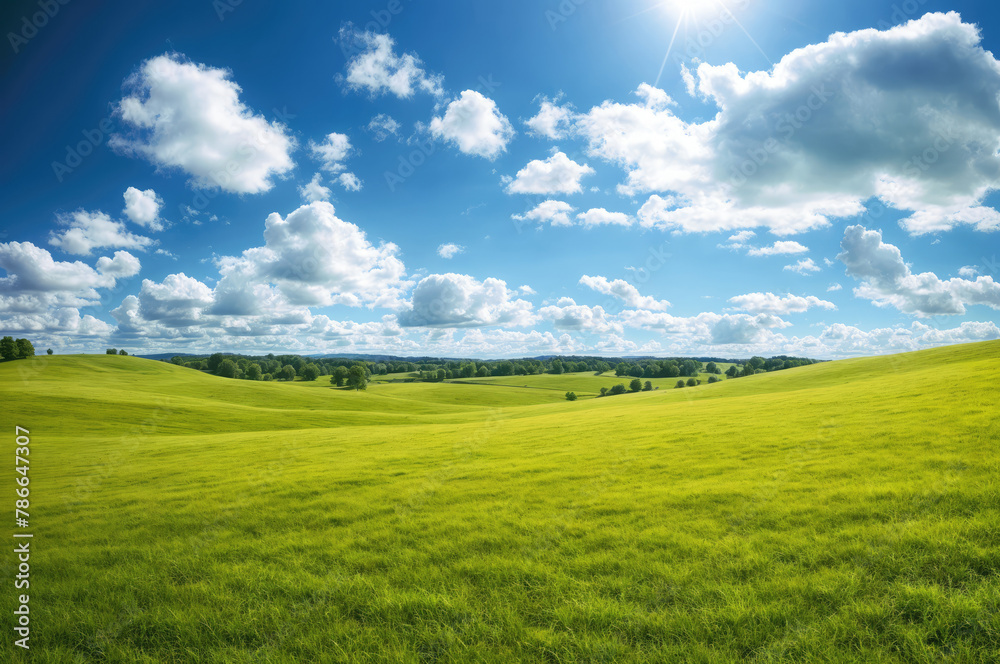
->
[2,341,998,662]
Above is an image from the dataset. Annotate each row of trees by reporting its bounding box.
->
[163,351,820,387]
[106,349,129,355]
[0,337,36,361]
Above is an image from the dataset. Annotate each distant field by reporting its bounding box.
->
[2,342,998,662]
[450,368,733,396]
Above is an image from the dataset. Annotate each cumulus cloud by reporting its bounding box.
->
[827,283,843,292]
[309,133,353,174]
[95,251,142,278]
[339,28,443,98]
[122,187,165,231]
[747,241,809,256]
[298,173,331,202]
[112,53,295,194]
[958,265,979,278]
[398,273,534,327]
[437,243,464,259]
[576,208,633,228]
[367,113,401,141]
[525,96,575,139]
[49,210,154,256]
[538,298,622,335]
[579,275,670,310]
[430,90,515,159]
[505,150,594,195]
[511,200,575,227]
[785,258,820,274]
[338,172,362,192]
[619,308,791,346]
[578,13,1000,236]
[837,224,1000,316]
[727,292,836,314]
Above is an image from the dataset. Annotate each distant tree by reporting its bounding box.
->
[615,362,629,377]
[347,365,368,391]
[118,349,127,356]
[706,362,717,374]
[726,365,739,378]
[609,384,627,396]
[549,359,563,374]
[565,391,578,401]
[675,380,685,388]
[629,378,642,392]
[331,366,349,387]
[16,339,35,358]
[105,348,117,356]
[477,365,490,377]
[643,365,657,379]
[279,365,296,381]
[643,380,653,391]
[686,377,697,387]
[748,356,766,371]
[245,363,263,381]
[707,375,720,384]
[300,363,320,381]
[436,368,446,381]
[0,336,16,360]
[599,387,609,397]
[261,373,273,382]
[46,348,53,356]
[217,359,238,379]
[207,353,225,372]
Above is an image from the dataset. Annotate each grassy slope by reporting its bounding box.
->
[3,343,999,662]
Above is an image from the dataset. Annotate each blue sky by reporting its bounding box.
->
[1,0,999,358]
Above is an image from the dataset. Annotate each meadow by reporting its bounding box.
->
[2,341,998,662]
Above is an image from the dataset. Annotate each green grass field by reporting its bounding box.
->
[2,342,998,662]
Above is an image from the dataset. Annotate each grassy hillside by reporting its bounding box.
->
[3,342,999,662]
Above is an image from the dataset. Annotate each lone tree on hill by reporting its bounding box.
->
[118,349,127,356]
[300,363,320,381]
[565,391,577,401]
[331,366,348,387]
[347,365,368,391]
[46,348,53,355]
[106,348,117,355]
[675,380,685,388]
[629,378,642,392]
[643,381,653,391]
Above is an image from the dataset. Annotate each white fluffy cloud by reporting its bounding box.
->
[339,29,443,98]
[785,258,820,275]
[309,133,352,173]
[112,53,295,194]
[619,309,791,346]
[338,172,362,192]
[49,210,153,256]
[398,274,534,328]
[727,292,836,314]
[579,275,670,311]
[538,298,622,335]
[430,90,515,159]
[747,241,809,257]
[511,200,575,227]
[298,173,331,202]
[505,150,594,195]
[437,243,464,259]
[837,225,1000,316]
[525,97,574,139]
[579,13,1000,236]
[576,208,633,228]
[95,251,142,278]
[122,187,164,231]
